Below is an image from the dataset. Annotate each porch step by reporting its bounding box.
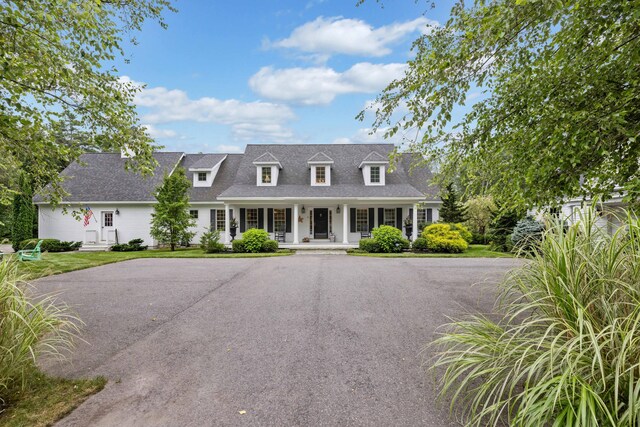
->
[294,249,347,255]
[79,245,111,252]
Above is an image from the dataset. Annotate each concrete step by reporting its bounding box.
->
[79,245,111,252]
[294,249,347,255]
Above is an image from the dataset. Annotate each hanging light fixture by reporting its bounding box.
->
[336,205,340,214]
[301,205,306,214]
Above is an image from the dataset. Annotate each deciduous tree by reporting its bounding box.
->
[361,0,640,208]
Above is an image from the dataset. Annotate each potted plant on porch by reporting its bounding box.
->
[404,216,413,241]
[229,218,238,241]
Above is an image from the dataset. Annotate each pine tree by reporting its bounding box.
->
[439,183,468,223]
[150,168,195,251]
[11,173,35,250]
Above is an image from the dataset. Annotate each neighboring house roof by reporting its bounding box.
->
[35,144,439,203]
[34,152,184,203]
[189,154,227,170]
[307,152,334,164]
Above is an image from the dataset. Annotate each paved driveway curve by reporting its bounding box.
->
[35,256,522,426]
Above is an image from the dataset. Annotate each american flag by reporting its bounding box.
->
[83,206,95,227]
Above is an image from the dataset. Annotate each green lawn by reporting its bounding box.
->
[0,368,106,427]
[347,244,515,258]
[12,248,293,280]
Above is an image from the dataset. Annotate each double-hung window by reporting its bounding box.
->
[370,166,381,183]
[246,208,258,229]
[216,210,225,230]
[315,166,326,184]
[356,209,368,232]
[189,210,199,219]
[274,208,286,232]
[384,208,396,226]
[261,167,272,184]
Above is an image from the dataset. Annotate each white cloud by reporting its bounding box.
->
[334,126,422,146]
[269,16,436,57]
[143,124,178,139]
[249,62,406,105]
[120,76,297,142]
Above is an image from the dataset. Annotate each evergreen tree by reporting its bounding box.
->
[488,204,524,252]
[439,183,468,223]
[11,173,34,250]
[150,168,195,251]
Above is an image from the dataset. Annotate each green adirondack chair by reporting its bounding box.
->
[17,240,43,261]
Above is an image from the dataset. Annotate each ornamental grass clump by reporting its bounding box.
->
[431,206,640,426]
[0,260,78,403]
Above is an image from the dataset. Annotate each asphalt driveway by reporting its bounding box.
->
[35,255,522,426]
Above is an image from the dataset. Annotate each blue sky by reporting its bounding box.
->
[117,0,457,153]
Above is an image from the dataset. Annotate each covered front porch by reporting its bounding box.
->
[219,199,440,245]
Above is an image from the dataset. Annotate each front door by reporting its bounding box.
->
[314,208,328,239]
[101,211,114,241]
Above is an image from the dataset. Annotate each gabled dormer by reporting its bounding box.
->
[359,151,389,186]
[307,152,334,186]
[253,152,282,186]
[189,154,227,187]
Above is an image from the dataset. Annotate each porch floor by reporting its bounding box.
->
[280,242,358,250]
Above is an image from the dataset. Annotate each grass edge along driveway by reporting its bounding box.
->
[14,248,293,280]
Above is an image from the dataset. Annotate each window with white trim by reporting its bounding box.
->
[356,208,368,232]
[274,208,286,232]
[384,208,396,226]
[315,166,326,184]
[417,209,426,225]
[189,210,199,219]
[198,172,207,182]
[216,210,225,230]
[246,208,258,229]
[370,166,381,183]
[261,167,272,184]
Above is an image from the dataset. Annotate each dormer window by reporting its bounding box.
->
[189,154,227,188]
[198,172,207,182]
[370,166,380,183]
[359,151,389,186]
[253,152,281,186]
[261,166,272,184]
[308,152,333,186]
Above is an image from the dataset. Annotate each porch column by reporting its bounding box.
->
[293,204,299,244]
[412,203,418,241]
[342,203,349,244]
[224,204,230,244]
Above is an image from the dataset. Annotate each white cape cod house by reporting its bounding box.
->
[35,144,441,248]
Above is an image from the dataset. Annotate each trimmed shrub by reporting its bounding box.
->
[359,238,380,253]
[111,238,148,252]
[261,239,279,253]
[511,217,544,253]
[371,225,410,253]
[232,239,246,253]
[471,232,491,245]
[421,223,468,253]
[200,229,225,253]
[412,237,429,252]
[242,228,269,253]
[450,223,472,244]
[18,238,81,252]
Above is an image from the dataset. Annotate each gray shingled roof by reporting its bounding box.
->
[307,152,334,164]
[218,144,432,199]
[34,152,184,202]
[253,152,280,164]
[189,154,227,170]
[36,144,439,203]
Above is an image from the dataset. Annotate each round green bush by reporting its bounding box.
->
[359,238,380,253]
[412,237,429,252]
[371,225,410,253]
[231,239,246,253]
[450,223,472,244]
[261,239,279,253]
[422,223,468,253]
[511,217,544,253]
[241,228,270,253]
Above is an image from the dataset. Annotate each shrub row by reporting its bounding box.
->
[18,238,81,252]
[232,228,279,253]
[358,225,410,253]
[111,238,148,252]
